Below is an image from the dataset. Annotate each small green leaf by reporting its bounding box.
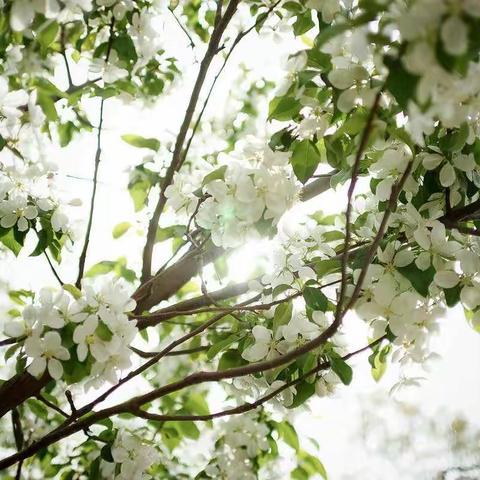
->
[273,301,293,332]
[202,166,227,187]
[0,228,22,256]
[37,21,59,48]
[291,140,321,184]
[439,123,469,153]
[298,450,328,479]
[293,12,314,36]
[329,352,353,385]
[30,229,51,257]
[100,445,114,462]
[384,56,419,109]
[444,284,461,307]
[275,421,300,451]
[207,333,242,360]
[269,96,302,121]
[218,349,247,371]
[63,284,82,300]
[121,134,160,151]
[129,179,150,212]
[86,261,116,277]
[397,264,435,297]
[185,393,210,416]
[303,287,328,311]
[288,381,315,408]
[112,222,131,239]
[95,321,113,342]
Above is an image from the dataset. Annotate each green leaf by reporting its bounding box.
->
[207,333,242,360]
[96,321,113,341]
[269,96,302,121]
[293,12,315,36]
[291,140,321,184]
[89,458,101,480]
[311,258,341,277]
[0,228,22,256]
[37,21,59,48]
[37,91,58,121]
[298,450,328,479]
[273,301,293,332]
[444,284,461,307]
[276,421,300,451]
[202,165,227,187]
[328,352,353,385]
[171,420,200,440]
[113,33,138,63]
[369,344,390,382]
[384,56,419,109]
[439,123,469,153]
[85,261,116,277]
[185,392,210,416]
[63,284,82,300]
[26,399,48,419]
[121,134,160,151]
[129,179,150,212]
[397,264,435,297]
[288,381,315,408]
[100,445,114,462]
[303,286,328,311]
[5,342,22,361]
[156,224,186,243]
[30,229,51,256]
[112,222,131,239]
[218,349,247,371]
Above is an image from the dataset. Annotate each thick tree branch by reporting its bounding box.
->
[135,335,386,422]
[0,335,387,471]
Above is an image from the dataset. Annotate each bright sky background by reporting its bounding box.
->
[1,8,480,479]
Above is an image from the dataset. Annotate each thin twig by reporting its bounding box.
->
[169,8,196,49]
[36,395,69,418]
[75,19,115,287]
[0,336,24,347]
[44,252,64,286]
[60,26,74,88]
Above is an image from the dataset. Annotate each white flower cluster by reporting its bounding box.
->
[355,262,442,365]
[0,76,29,135]
[258,220,338,291]
[166,142,298,248]
[323,25,378,113]
[108,432,158,480]
[0,162,74,236]
[241,311,329,363]
[205,413,269,480]
[393,0,480,143]
[4,281,137,385]
[9,0,92,31]
[240,308,347,399]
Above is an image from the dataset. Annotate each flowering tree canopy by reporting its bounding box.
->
[1,0,480,477]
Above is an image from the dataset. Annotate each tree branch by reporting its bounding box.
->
[336,90,382,320]
[141,0,241,282]
[75,19,115,288]
[135,334,386,422]
[0,336,387,471]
